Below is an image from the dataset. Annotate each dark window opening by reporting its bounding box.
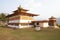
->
[37,23,39,25]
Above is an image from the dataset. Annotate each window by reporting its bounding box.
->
[21,23,28,26]
[37,23,39,25]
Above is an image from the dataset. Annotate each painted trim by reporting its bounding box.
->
[8,25,19,28]
[39,22,49,27]
[19,24,32,28]
[20,20,32,23]
[8,20,33,23]
[9,20,20,23]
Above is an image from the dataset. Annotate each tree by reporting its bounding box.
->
[0,13,7,22]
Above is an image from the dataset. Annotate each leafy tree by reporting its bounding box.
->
[0,13,7,22]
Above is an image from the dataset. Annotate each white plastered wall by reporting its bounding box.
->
[8,25,19,28]
[39,22,49,27]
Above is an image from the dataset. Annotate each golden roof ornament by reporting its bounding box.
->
[18,5,28,11]
[49,16,56,19]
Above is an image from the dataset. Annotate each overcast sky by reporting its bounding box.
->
[0,0,60,20]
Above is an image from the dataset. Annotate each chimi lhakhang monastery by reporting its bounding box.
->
[6,6,58,28]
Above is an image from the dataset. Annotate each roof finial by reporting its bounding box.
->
[50,16,56,19]
[18,5,29,11]
[19,5,23,9]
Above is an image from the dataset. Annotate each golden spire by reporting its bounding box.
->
[20,5,23,9]
[18,5,28,12]
[18,5,23,9]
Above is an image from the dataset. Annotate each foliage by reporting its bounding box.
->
[0,13,7,22]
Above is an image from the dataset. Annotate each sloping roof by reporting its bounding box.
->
[32,20,49,23]
[6,6,39,17]
[49,16,56,19]
[6,12,38,17]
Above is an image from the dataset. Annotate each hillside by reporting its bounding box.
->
[0,27,60,40]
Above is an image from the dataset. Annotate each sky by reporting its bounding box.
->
[0,0,60,20]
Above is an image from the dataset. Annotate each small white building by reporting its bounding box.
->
[39,21,49,27]
[32,20,49,28]
[32,16,58,28]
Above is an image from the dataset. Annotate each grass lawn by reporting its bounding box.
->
[0,27,60,40]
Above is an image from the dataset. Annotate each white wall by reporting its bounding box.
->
[39,23,43,27]
[39,22,49,27]
[8,19,33,28]
[8,24,32,28]
[9,20,20,23]
[8,25,19,28]
[43,23,49,27]
[9,20,32,23]
[19,24,32,28]
[20,20,32,23]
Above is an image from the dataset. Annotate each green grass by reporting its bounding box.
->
[0,27,60,40]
